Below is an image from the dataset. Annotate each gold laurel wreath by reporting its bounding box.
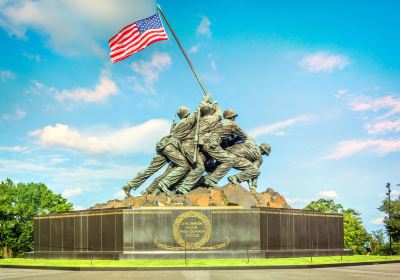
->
[154,210,230,250]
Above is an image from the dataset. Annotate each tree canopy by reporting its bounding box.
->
[379,196,400,243]
[304,198,370,254]
[0,179,72,257]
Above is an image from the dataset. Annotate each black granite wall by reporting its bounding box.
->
[259,208,344,251]
[32,207,346,259]
[34,209,123,253]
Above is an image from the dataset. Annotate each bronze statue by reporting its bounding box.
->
[226,137,271,191]
[122,97,271,196]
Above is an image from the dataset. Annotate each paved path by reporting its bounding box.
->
[1,263,400,280]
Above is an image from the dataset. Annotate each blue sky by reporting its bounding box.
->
[1,0,399,233]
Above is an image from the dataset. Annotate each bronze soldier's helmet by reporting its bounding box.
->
[223,108,238,119]
[200,104,216,116]
[177,106,190,119]
[260,143,271,156]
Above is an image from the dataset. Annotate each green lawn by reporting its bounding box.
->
[0,255,400,268]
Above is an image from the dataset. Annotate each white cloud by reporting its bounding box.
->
[325,139,400,160]
[74,205,86,211]
[366,119,400,135]
[327,91,400,159]
[249,115,316,137]
[0,157,145,200]
[349,95,400,120]
[29,119,170,155]
[0,70,15,82]
[287,191,340,207]
[113,190,125,200]
[371,213,385,225]
[394,190,400,196]
[54,70,118,103]
[348,94,400,135]
[62,187,82,198]
[0,0,156,56]
[197,16,211,37]
[189,44,200,54]
[317,190,339,199]
[286,197,311,205]
[0,145,29,152]
[300,52,349,72]
[1,108,26,121]
[130,52,171,94]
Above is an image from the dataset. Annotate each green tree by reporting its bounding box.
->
[370,229,385,255]
[378,197,400,243]
[304,199,370,254]
[0,179,72,257]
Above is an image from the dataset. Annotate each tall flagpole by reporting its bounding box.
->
[157,4,209,164]
[157,4,208,97]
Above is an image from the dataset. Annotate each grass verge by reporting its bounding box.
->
[1,255,400,268]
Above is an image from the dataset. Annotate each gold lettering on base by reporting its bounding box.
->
[154,211,230,250]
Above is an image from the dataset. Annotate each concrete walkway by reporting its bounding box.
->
[1,263,400,280]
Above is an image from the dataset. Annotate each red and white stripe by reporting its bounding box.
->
[108,22,168,63]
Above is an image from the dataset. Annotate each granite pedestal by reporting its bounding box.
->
[26,207,351,260]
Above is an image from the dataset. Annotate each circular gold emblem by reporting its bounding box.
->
[173,211,211,249]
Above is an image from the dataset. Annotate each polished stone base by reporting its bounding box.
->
[28,207,350,259]
[26,249,352,260]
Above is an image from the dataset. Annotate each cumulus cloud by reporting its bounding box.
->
[29,119,170,155]
[371,213,385,225]
[249,115,316,137]
[0,0,156,56]
[62,187,82,198]
[317,190,339,199]
[54,70,118,103]
[325,139,400,160]
[1,108,26,121]
[0,157,145,198]
[349,95,400,120]
[300,52,349,72]
[197,16,211,37]
[130,52,171,94]
[113,190,125,200]
[0,70,15,82]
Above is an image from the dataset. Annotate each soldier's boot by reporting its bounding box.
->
[249,184,257,192]
[140,189,148,196]
[158,181,172,195]
[249,178,258,192]
[122,185,132,197]
[176,186,190,194]
[228,175,241,186]
[203,177,219,188]
[152,188,161,196]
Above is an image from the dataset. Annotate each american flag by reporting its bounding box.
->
[108,13,168,63]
